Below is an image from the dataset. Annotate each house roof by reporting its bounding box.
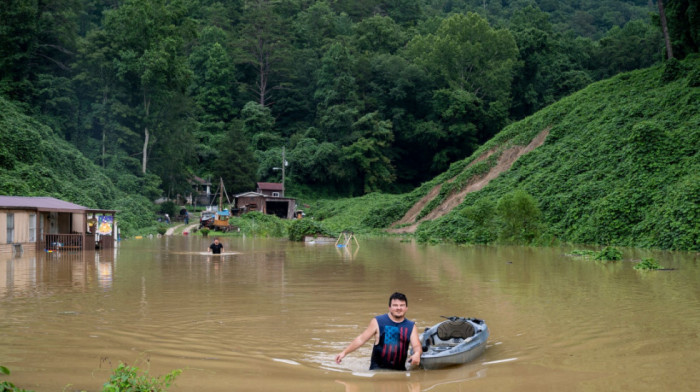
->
[257,182,284,191]
[235,192,265,198]
[0,196,89,211]
[189,175,211,185]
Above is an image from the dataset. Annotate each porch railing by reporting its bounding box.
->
[42,234,83,251]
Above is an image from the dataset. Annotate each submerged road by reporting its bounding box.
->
[165,223,199,236]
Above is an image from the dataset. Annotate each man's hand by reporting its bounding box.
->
[408,351,421,367]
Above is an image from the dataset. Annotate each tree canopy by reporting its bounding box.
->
[1,0,696,203]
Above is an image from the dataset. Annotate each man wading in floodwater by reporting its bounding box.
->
[335,292,422,370]
[208,238,224,254]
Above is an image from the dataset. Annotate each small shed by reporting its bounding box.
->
[234,190,296,219]
[0,196,117,255]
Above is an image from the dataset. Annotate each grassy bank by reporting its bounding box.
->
[304,57,700,251]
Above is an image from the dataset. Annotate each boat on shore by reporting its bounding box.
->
[415,316,489,370]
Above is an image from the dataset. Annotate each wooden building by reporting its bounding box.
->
[187,175,213,206]
[0,196,117,255]
[257,182,285,197]
[235,182,296,219]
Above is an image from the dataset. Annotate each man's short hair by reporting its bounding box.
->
[388,292,408,306]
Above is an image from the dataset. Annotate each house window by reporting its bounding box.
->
[29,213,36,242]
[272,192,280,197]
[6,213,14,243]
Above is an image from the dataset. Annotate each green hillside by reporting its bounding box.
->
[0,96,158,235]
[308,57,700,251]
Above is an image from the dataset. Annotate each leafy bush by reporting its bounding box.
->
[567,249,599,258]
[158,201,177,217]
[459,198,498,244]
[115,195,158,237]
[288,219,332,241]
[230,212,287,237]
[660,58,685,82]
[594,246,623,261]
[1,365,31,392]
[199,227,210,237]
[102,363,181,392]
[633,258,663,270]
[567,247,622,261]
[156,225,168,235]
[496,189,542,243]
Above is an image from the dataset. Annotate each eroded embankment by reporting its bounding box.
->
[388,128,549,234]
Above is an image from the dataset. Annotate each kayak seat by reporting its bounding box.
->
[437,319,475,340]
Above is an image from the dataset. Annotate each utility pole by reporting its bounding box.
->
[273,147,288,196]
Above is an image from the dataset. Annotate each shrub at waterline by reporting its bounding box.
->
[0,363,181,392]
[1,365,30,392]
[633,258,664,270]
[495,189,542,243]
[229,212,288,237]
[102,363,181,392]
[567,247,623,261]
[288,219,333,242]
[593,246,623,261]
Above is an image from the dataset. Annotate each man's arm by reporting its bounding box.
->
[335,318,379,364]
[408,324,422,367]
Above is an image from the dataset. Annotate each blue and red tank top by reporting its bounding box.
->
[370,314,415,370]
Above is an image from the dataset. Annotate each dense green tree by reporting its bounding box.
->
[73,25,124,168]
[341,112,396,194]
[241,101,274,136]
[508,5,558,119]
[0,0,82,135]
[352,15,407,54]
[212,121,258,194]
[287,137,345,186]
[189,27,238,124]
[314,42,362,142]
[429,88,484,170]
[237,0,293,106]
[102,0,194,174]
[360,53,436,184]
[406,12,518,167]
[293,0,350,51]
[594,19,663,79]
[407,13,518,104]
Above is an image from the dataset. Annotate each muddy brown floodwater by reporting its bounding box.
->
[1,237,699,391]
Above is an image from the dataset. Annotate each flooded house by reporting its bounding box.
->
[0,196,117,255]
[234,182,296,219]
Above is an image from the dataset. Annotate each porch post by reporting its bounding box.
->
[82,211,87,251]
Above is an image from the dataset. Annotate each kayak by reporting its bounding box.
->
[415,316,489,370]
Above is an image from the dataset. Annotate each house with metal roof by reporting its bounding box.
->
[0,196,117,255]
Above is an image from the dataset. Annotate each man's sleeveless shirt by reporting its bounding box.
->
[370,314,415,370]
